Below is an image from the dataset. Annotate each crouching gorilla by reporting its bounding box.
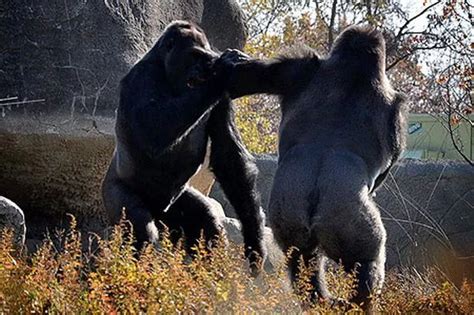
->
[102,21,266,274]
[220,26,407,308]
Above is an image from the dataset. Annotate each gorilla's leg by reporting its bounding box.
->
[313,152,386,309]
[102,164,159,249]
[288,248,332,302]
[322,198,386,310]
[208,99,266,273]
[268,145,332,300]
[268,145,319,254]
[342,255,385,307]
[160,187,224,251]
[339,197,386,309]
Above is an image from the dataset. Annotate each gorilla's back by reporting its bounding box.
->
[277,60,392,174]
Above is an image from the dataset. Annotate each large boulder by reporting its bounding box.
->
[201,0,247,51]
[0,0,246,240]
[0,196,26,247]
[210,156,474,281]
[0,0,246,114]
[0,123,114,240]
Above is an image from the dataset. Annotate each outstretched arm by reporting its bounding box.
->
[217,49,320,98]
[207,98,266,275]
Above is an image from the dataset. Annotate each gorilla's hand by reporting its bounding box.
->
[213,49,253,98]
[220,49,252,65]
[216,49,250,73]
[213,49,251,75]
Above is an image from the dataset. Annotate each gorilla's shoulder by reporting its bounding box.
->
[121,59,163,88]
[277,45,319,62]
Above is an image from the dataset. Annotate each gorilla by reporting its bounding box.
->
[220,26,407,308]
[102,20,266,273]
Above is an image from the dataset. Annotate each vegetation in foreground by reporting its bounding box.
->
[0,220,472,314]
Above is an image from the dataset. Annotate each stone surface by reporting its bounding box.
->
[0,0,246,114]
[0,196,26,247]
[210,155,474,281]
[201,0,247,51]
[376,159,474,282]
[204,195,284,272]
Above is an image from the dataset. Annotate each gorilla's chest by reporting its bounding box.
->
[157,122,208,174]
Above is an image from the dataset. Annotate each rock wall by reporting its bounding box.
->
[0,0,246,114]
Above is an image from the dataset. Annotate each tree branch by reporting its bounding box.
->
[394,0,441,42]
[327,0,338,49]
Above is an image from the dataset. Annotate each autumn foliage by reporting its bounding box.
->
[0,221,472,313]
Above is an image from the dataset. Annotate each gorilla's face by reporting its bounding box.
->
[161,22,218,93]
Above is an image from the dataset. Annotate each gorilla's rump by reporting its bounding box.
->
[268,144,323,251]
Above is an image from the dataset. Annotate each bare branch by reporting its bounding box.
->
[394,0,442,42]
[0,96,19,102]
[327,0,338,49]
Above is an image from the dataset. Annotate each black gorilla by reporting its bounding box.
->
[102,21,266,273]
[220,26,407,308]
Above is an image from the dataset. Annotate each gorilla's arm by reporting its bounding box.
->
[372,167,390,194]
[219,49,320,98]
[208,98,266,274]
[371,94,407,192]
[121,73,224,155]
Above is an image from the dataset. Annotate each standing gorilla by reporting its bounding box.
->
[102,21,266,273]
[221,26,407,308]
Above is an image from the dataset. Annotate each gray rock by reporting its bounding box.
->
[0,196,26,247]
[206,196,226,219]
[210,155,474,280]
[0,0,246,114]
[376,159,474,282]
[202,0,247,51]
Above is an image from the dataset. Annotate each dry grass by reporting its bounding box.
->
[0,219,472,314]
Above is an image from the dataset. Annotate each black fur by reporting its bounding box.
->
[219,25,407,309]
[102,20,266,274]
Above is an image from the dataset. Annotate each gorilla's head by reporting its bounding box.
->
[330,25,386,77]
[159,20,218,93]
